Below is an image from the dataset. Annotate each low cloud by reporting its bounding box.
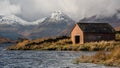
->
[6,0,120,21]
[0,0,20,16]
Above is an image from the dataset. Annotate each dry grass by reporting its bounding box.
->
[75,47,120,67]
[7,34,120,51]
[74,34,120,66]
[75,33,120,67]
[7,40,120,51]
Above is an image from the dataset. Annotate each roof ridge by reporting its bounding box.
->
[77,22,109,24]
[76,23,115,33]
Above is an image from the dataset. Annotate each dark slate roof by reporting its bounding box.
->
[77,23,115,33]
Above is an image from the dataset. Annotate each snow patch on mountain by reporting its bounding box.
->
[50,11,65,21]
[0,10,75,26]
[33,18,46,24]
[39,10,75,26]
[0,15,45,25]
[0,15,30,25]
[48,10,74,23]
[0,15,48,25]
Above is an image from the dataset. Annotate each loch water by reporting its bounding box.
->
[0,44,118,68]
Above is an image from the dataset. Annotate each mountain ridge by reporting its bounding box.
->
[80,11,120,27]
[1,10,120,40]
[0,11,75,39]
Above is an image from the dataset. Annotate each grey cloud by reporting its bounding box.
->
[5,0,120,21]
[0,0,20,15]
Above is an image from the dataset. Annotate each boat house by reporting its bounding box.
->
[71,23,115,44]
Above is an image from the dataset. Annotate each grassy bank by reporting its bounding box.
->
[74,33,120,66]
[75,47,120,67]
[7,34,120,51]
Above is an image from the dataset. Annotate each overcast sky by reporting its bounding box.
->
[0,0,120,22]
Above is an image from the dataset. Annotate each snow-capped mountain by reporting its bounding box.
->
[2,10,120,39]
[28,11,75,38]
[0,15,41,25]
[0,15,37,39]
[50,11,72,22]
[40,11,74,25]
[0,15,28,25]
[0,11,75,39]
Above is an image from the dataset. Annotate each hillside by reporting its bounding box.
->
[0,11,75,39]
[27,11,75,38]
[80,10,120,27]
[0,37,12,43]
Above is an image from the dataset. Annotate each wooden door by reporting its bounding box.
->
[75,35,80,44]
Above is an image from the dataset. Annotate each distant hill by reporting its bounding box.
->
[0,37,12,43]
[80,10,120,27]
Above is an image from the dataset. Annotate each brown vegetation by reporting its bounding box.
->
[0,37,12,44]
[75,47,120,67]
[7,34,120,51]
[74,33,120,67]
